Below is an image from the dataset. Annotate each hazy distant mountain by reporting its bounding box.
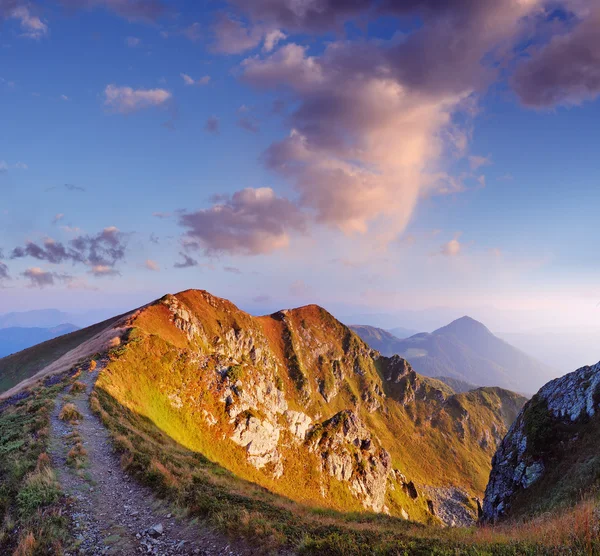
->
[348,325,408,356]
[379,317,557,394]
[0,324,80,358]
[0,309,116,329]
[0,310,73,329]
[387,326,419,339]
[435,376,478,394]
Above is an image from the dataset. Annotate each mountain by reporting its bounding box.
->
[483,360,600,522]
[435,376,478,394]
[0,324,79,358]
[0,290,527,528]
[383,316,557,394]
[0,308,120,329]
[349,325,409,356]
[388,326,420,339]
[0,309,73,329]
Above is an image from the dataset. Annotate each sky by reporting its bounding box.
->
[1,0,600,334]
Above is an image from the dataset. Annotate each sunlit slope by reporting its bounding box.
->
[97,289,526,524]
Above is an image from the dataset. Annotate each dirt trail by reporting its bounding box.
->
[49,362,244,556]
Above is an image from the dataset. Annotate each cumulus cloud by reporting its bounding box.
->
[179,187,306,255]
[104,84,171,113]
[22,267,72,288]
[263,29,286,52]
[235,1,542,241]
[212,13,264,54]
[11,226,127,271]
[512,6,600,107]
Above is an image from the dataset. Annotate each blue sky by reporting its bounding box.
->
[1,0,600,333]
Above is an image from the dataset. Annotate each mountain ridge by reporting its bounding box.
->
[354,316,557,394]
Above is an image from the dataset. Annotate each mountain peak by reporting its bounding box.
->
[434,316,492,337]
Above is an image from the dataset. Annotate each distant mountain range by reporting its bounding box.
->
[0,309,116,329]
[0,324,80,358]
[351,317,558,394]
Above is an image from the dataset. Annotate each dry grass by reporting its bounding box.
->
[13,531,36,556]
[89,360,97,371]
[59,403,82,423]
[70,381,86,394]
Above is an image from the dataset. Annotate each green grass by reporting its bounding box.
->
[0,380,70,554]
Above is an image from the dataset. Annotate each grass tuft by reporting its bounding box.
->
[59,403,82,423]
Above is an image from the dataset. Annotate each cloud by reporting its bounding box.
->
[90,264,119,276]
[144,259,159,271]
[440,238,462,257]
[60,94,70,101]
[181,21,201,41]
[104,84,171,113]
[11,226,128,270]
[126,36,141,47]
[224,266,241,274]
[22,267,72,288]
[174,252,198,268]
[179,187,306,255]
[235,0,542,242]
[0,160,28,172]
[512,7,600,107]
[212,13,263,54]
[180,73,210,86]
[469,155,491,170]
[8,4,48,39]
[205,116,220,134]
[263,29,286,52]
[53,213,65,224]
[152,211,171,218]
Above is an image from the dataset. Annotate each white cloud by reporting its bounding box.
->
[9,6,48,39]
[104,84,172,113]
[180,73,210,86]
[263,29,286,52]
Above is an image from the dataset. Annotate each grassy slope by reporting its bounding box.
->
[95,291,526,524]
[93,351,596,555]
[0,315,124,395]
[0,379,72,554]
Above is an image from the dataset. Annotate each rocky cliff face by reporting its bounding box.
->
[483,361,600,522]
[99,289,527,526]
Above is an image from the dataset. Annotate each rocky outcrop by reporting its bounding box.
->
[483,361,600,522]
[308,410,391,512]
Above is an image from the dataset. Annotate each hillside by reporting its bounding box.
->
[0,314,127,396]
[483,360,600,522]
[385,317,556,394]
[87,290,528,526]
[0,324,79,358]
[10,290,600,554]
[349,325,408,356]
